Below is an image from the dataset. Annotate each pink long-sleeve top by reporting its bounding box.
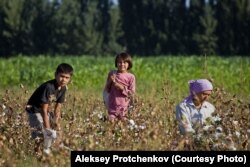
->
[107,70,136,113]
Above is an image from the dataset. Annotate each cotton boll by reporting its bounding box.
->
[203,125,213,131]
[1,104,9,116]
[97,113,104,119]
[128,125,134,130]
[43,148,51,155]
[139,125,146,130]
[128,119,135,126]
[212,116,222,123]
[235,131,240,138]
[212,143,220,151]
[2,104,6,110]
[216,127,223,133]
[225,136,236,151]
[214,132,223,140]
[228,144,236,151]
[232,121,238,126]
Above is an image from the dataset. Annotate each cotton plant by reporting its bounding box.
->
[192,112,247,150]
[181,114,223,150]
[127,119,138,130]
[127,119,146,131]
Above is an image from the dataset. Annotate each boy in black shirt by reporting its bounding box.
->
[26,63,73,154]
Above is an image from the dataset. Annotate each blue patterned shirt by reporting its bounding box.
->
[176,98,215,134]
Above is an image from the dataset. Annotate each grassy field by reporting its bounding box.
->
[0,55,250,166]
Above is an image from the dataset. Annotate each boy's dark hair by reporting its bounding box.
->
[115,52,133,70]
[56,63,74,76]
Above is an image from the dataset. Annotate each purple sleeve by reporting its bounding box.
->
[122,75,136,96]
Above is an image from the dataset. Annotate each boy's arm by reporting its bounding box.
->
[54,103,62,130]
[41,103,50,129]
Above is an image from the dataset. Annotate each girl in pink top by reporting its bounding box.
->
[103,52,136,121]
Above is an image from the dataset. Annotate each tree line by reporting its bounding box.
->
[0,0,249,57]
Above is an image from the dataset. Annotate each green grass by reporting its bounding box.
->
[1,55,250,101]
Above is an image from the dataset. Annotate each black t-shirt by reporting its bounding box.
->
[27,79,66,113]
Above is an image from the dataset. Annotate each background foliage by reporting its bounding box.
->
[0,0,250,57]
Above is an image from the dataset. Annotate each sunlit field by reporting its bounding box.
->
[0,55,250,166]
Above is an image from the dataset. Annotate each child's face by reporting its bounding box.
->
[55,73,71,87]
[117,59,129,73]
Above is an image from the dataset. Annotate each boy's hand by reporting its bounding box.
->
[55,122,61,131]
[44,128,57,139]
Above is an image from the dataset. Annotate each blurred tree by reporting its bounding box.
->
[0,0,249,56]
[186,0,205,54]
[0,0,9,56]
[233,0,250,55]
[108,4,124,55]
[2,0,37,55]
[50,0,89,55]
[119,0,146,55]
[214,0,250,55]
[164,0,187,54]
[193,3,218,55]
[215,0,236,55]
[31,0,56,55]
[119,0,173,55]
[96,0,122,55]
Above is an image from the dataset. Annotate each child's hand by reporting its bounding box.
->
[53,116,61,131]
[55,122,61,131]
[113,82,124,90]
[110,74,116,83]
[44,128,57,139]
[110,73,124,90]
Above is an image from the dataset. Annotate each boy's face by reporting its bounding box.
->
[55,73,71,87]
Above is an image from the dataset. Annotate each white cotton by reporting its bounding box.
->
[216,127,223,133]
[139,125,146,130]
[128,119,135,126]
[235,131,240,138]
[232,121,238,126]
[43,148,51,155]
[214,132,223,140]
[203,125,213,131]
[2,104,6,110]
[228,144,236,151]
[212,116,221,122]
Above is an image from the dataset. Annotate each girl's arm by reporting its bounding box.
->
[121,75,136,97]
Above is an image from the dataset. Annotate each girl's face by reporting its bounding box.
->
[117,59,129,73]
[55,73,71,88]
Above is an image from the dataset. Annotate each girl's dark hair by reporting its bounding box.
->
[115,52,133,70]
[56,63,74,76]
